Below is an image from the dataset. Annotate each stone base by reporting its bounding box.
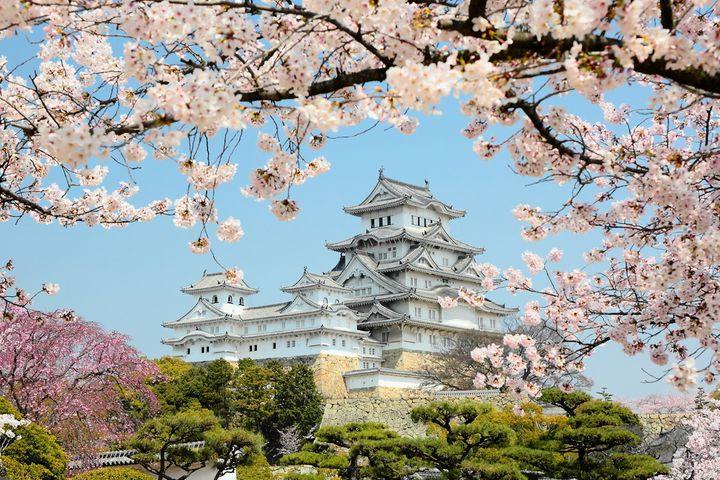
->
[382,350,437,371]
[310,354,360,399]
[321,391,509,437]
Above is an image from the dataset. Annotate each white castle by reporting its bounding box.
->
[163,172,516,397]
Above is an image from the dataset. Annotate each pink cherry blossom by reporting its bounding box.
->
[0,303,159,458]
[216,217,244,243]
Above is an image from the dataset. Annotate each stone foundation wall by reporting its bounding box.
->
[311,354,360,398]
[382,350,437,371]
[321,392,510,436]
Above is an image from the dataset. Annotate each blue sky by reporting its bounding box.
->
[2,93,678,399]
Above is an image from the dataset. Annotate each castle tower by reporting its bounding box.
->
[326,171,516,370]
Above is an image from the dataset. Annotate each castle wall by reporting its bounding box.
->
[321,391,509,436]
[311,353,361,398]
[381,349,437,370]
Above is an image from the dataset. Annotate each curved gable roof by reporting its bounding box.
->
[343,172,465,218]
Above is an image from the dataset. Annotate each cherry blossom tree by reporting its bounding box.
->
[1,0,719,392]
[657,394,720,480]
[0,303,160,458]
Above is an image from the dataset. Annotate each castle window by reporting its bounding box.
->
[381,332,389,342]
[273,342,277,349]
[386,216,391,225]
[416,332,422,343]
[286,340,291,348]
[378,217,384,227]
[332,338,336,346]
[228,295,233,304]
[341,339,346,347]
[212,295,218,304]
[429,309,437,320]
[187,348,191,355]
[371,218,376,228]
[239,297,244,306]
[249,345,253,352]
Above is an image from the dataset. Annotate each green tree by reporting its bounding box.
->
[203,427,263,480]
[273,365,324,441]
[231,361,323,458]
[0,397,67,480]
[539,388,667,480]
[153,359,234,421]
[230,360,284,433]
[129,407,260,480]
[283,394,666,480]
[282,404,554,480]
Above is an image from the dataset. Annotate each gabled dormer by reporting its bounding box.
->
[181,271,258,307]
[281,268,350,305]
[343,170,465,232]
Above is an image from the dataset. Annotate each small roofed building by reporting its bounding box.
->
[162,171,516,398]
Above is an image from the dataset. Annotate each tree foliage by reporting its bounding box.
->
[0,397,67,480]
[283,391,667,480]
[231,361,324,458]
[129,406,261,480]
[71,467,155,480]
[0,0,719,394]
[152,359,234,421]
[538,388,667,480]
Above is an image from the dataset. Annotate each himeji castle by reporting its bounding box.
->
[163,171,516,397]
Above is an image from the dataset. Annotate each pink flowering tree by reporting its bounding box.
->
[657,395,720,480]
[0,304,159,458]
[1,1,719,392]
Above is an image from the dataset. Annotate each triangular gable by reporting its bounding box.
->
[278,294,322,314]
[282,271,318,290]
[335,254,407,295]
[423,224,456,245]
[408,246,441,271]
[456,260,485,278]
[355,179,404,207]
[366,302,402,320]
[173,298,226,323]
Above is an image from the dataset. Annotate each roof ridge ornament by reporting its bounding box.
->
[378,166,385,179]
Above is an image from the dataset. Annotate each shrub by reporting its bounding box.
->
[3,457,50,480]
[71,467,154,480]
[236,454,274,480]
[283,474,326,480]
[280,451,348,469]
[0,397,67,480]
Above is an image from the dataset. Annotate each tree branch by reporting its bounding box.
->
[659,0,674,29]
